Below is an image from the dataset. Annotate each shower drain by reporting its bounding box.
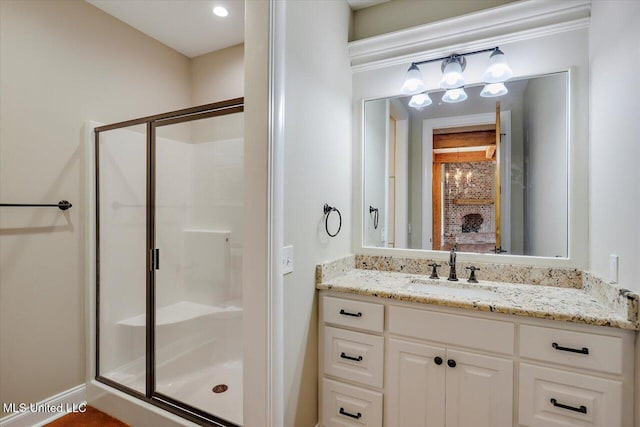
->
[212,384,228,394]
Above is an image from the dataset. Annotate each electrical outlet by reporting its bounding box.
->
[283,245,294,275]
[609,254,619,284]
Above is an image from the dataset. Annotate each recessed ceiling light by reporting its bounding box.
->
[213,6,229,17]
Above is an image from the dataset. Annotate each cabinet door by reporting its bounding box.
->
[386,338,446,427]
[445,349,513,427]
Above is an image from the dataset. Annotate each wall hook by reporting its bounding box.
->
[369,206,379,229]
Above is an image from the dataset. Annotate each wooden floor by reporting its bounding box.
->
[45,406,129,427]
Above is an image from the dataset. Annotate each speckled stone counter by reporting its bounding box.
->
[316,255,639,330]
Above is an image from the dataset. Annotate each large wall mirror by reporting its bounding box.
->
[363,72,568,258]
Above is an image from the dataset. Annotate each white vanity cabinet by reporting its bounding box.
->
[318,291,635,427]
[385,339,513,427]
[385,305,514,427]
[517,325,630,427]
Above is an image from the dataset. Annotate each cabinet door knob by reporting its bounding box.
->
[434,356,443,365]
[447,359,456,368]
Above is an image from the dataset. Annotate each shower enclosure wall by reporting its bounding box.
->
[93,99,244,426]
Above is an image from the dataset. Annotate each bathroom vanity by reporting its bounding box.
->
[316,256,638,427]
[317,1,639,426]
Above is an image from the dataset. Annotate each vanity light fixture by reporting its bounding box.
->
[442,87,468,103]
[440,56,466,89]
[482,48,513,83]
[400,47,512,108]
[408,92,432,108]
[400,64,426,95]
[480,82,508,98]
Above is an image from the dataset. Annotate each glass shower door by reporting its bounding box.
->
[96,123,148,394]
[151,108,244,426]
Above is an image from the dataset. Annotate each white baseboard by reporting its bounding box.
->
[0,384,87,427]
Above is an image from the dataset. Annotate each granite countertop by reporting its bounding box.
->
[317,268,638,330]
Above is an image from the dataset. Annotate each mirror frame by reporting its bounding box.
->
[350,0,590,268]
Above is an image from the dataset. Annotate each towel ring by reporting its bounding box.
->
[323,204,342,237]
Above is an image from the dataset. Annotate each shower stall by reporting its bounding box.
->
[93,98,244,426]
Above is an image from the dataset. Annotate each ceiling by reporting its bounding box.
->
[86,0,389,58]
[86,0,245,58]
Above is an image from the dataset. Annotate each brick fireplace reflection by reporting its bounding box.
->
[462,213,483,232]
[443,162,496,252]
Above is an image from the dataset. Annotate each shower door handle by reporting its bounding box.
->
[150,249,160,270]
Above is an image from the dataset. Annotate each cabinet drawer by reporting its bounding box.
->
[519,363,622,427]
[323,296,384,333]
[324,326,384,388]
[388,305,515,355]
[520,325,623,375]
[322,378,383,427]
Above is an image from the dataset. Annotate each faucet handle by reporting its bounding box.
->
[428,263,441,279]
[465,266,480,283]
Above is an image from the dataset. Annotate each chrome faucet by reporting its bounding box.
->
[448,245,458,281]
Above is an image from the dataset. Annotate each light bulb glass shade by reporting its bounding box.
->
[442,88,468,103]
[408,93,432,109]
[483,49,513,83]
[480,82,508,97]
[400,64,426,95]
[440,59,465,89]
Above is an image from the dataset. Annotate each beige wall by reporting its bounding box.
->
[351,0,517,41]
[588,0,640,292]
[191,44,244,105]
[587,5,640,425]
[241,0,270,425]
[282,1,353,426]
[0,0,244,415]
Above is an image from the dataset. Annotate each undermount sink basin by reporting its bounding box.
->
[406,278,497,299]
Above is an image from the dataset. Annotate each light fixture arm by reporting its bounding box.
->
[412,46,500,67]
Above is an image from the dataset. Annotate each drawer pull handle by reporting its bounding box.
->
[339,309,362,317]
[339,408,362,419]
[550,398,587,414]
[552,342,589,355]
[434,356,443,365]
[340,352,363,362]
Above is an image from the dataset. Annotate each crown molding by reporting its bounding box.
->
[349,0,591,72]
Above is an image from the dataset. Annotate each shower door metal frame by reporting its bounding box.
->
[94,98,244,427]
